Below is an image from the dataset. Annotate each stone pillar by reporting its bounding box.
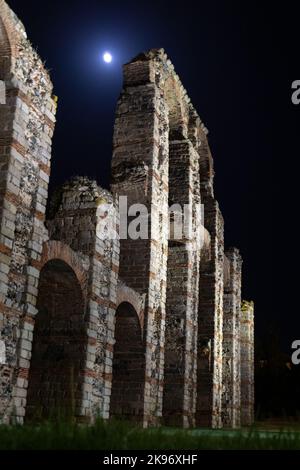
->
[196,199,224,428]
[0,1,56,424]
[47,177,120,421]
[240,300,254,426]
[111,48,207,427]
[222,248,242,428]
[193,126,225,429]
[163,140,200,428]
[111,53,169,426]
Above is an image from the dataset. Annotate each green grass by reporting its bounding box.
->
[1,419,300,450]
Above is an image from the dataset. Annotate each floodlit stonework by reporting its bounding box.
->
[0,0,254,428]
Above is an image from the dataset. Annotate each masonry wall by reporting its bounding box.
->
[111,53,169,426]
[163,140,200,428]
[197,199,224,428]
[0,0,56,423]
[110,49,255,429]
[111,49,209,427]
[240,300,254,426]
[110,301,145,422]
[47,177,120,421]
[222,248,242,428]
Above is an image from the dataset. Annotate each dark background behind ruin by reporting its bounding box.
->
[7,0,295,416]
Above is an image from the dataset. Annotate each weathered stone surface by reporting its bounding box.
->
[0,0,56,423]
[0,2,255,428]
[222,248,242,428]
[240,300,254,426]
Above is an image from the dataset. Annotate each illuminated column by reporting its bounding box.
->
[222,248,242,428]
[240,300,254,426]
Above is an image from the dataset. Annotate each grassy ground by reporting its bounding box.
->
[1,419,300,450]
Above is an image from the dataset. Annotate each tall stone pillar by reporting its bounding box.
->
[240,300,254,426]
[111,52,169,426]
[163,140,200,428]
[111,49,204,427]
[222,248,242,428]
[196,199,224,428]
[0,1,56,424]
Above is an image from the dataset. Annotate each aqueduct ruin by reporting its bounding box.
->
[0,0,254,428]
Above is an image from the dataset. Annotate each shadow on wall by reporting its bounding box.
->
[26,259,86,421]
[110,302,145,423]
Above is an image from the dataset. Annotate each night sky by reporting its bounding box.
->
[7,1,295,351]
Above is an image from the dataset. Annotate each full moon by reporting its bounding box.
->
[103,52,112,63]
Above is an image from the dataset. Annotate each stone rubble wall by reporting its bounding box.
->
[0,0,56,423]
[112,51,170,426]
[195,121,225,428]
[222,248,242,428]
[240,300,254,426]
[163,140,200,428]
[197,200,224,428]
[111,49,209,427]
[47,177,120,421]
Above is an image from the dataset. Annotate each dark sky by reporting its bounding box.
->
[7,0,295,351]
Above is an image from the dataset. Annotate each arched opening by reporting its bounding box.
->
[26,259,86,421]
[0,10,12,81]
[164,77,187,141]
[110,302,145,422]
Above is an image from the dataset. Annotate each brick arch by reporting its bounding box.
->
[26,256,87,421]
[41,240,89,296]
[110,301,146,423]
[116,282,145,333]
[198,134,214,195]
[0,1,14,79]
[164,75,189,140]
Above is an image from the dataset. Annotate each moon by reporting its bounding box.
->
[103,51,112,63]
